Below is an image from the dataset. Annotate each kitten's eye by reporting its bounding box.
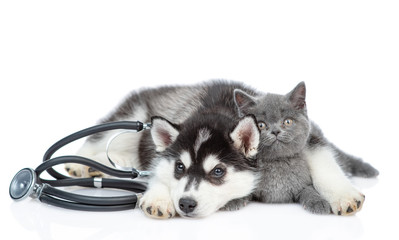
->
[283,118,294,126]
[258,121,267,130]
[175,161,185,174]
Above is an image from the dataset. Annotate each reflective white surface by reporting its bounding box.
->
[1,1,398,239]
[3,177,392,240]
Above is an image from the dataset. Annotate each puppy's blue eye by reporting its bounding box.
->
[211,166,225,178]
[175,161,185,173]
[214,168,223,175]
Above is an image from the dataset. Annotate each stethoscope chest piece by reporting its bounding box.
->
[9,168,38,201]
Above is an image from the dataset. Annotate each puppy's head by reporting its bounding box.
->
[150,114,260,218]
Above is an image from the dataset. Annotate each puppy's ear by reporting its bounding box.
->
[230,115,260,158]
[151,117,180,152]
[287,81,306,110]
[233,89,257,117]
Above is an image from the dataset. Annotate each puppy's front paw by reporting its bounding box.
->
[329,187,365,216]
[139,192,175,219]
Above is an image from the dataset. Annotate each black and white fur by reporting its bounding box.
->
[67,81,378,218]
[68,82,261,218]
[140,114,259,218]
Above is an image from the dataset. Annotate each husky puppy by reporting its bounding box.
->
[67,81,378,217]
[140,114,259,218]
[68,82,261,219]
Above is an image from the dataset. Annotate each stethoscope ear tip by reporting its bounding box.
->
[9,168,37,201]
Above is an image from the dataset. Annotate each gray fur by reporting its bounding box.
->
[234,82,379,178]
[234,82,378,214]
[89,86,205,142]
[235,82,330,214]
[104,86,205,124]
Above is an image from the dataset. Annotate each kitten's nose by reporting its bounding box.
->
[272,130,281,136]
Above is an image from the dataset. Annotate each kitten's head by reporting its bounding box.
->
[234,82,310,159]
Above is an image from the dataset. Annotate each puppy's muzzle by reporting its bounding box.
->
[179,197,197,214]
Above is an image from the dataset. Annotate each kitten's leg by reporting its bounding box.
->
[296,185,331,214]
[220,196,251,211]
[330,144,379,178]
[304,146,365,216]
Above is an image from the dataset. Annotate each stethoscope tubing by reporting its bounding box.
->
[10,121,149,211]
[36,155,139,185]
[42,121,145,180]
[40,194,137,211]
[41,184,138,206]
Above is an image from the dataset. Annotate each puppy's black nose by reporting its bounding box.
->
[179,198,197,214]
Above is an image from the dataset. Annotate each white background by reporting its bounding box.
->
[1,1,398,239]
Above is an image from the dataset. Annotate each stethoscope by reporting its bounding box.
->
[9,121,151,211]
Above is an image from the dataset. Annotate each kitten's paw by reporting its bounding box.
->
[220,198,249,211]
[303,198,331,215]
[139,191,175,219]
[329,188,365,216]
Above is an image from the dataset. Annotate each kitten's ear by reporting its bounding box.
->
[151,116,180,152]
[234,89,257,117]
[230,115,260,158]
[287,82,306,110]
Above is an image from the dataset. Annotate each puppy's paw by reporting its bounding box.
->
[65,163,84,177]
[65,164,104,178]
[139,192,175,219]
[303,198,331,215]
[85,166,104,177]
[329,187,365,216]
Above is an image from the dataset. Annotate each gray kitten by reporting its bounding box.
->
[226,82,378,214]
